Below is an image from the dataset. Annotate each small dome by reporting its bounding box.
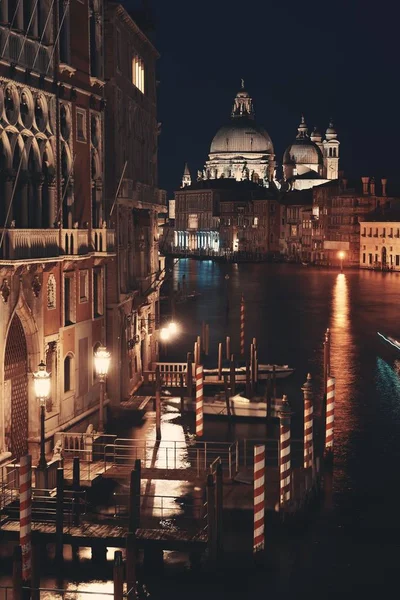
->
[283,138,323,166]
[325,120,337,140]
[310,127,322,143]
[210,118,274,154]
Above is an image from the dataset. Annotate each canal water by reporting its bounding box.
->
[2,261,400,598]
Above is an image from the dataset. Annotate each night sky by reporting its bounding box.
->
[123,0,397,196]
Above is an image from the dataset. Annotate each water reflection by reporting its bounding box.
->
[329,274,357,468]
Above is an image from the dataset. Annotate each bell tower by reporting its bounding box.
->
[323,120,340,180]
[181,162,191,188]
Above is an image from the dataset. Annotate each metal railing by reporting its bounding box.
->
[113,492,207,525]
[104,438,238,479]
[0,586,137,599]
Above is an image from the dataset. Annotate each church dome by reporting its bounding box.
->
[209,82,274,155]
[210,118,274,154]
[283,116,323,166]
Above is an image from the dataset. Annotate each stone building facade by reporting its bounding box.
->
[0,0,115,463]
[104,3,166,403]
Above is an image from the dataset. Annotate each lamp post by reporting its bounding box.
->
[94,346,111,433]
[338,251,345,273]
[33,361,51,470]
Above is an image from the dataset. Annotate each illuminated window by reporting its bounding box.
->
[132,55,145,93]
[254,217,258,226]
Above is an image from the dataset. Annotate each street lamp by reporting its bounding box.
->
[167,321,179,336]
[338,251,345,273]
[33,361,51,470]
[94,346,111,433]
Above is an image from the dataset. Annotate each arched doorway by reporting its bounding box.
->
[4,314,28,459]
[382,246,387,269]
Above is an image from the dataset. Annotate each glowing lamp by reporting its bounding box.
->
[33,361,51,405]
[338,251,345,259]
[168,321,179,336]
[160,327,170,342]
[94,346,111,378]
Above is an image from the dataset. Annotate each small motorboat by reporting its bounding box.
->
[165,394,284,419]
[377,332,400,362]
[203,364,294,381]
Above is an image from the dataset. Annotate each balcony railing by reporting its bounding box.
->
[0,228,116,261]
[91,229,116,253]
[0,27,53,74]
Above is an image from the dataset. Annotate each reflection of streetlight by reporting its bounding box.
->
[33,361,51,470]
[338,251,345,273]
[94,346,111,433]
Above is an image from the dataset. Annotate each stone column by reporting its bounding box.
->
[35,181,43,228]
[48,182,56,227]
[0,1,8,24]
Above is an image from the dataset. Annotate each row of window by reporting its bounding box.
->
[361,227,400,237]
[362,253,400,266]
[61,269,104,326]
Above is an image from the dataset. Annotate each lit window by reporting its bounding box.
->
[76,108,87,142]
[132,55,145,93]
[254,217,258,226]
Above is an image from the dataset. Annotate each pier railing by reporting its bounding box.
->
[104,438,238,479]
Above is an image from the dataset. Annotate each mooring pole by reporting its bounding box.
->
[56,467,64,566]
[113,551,124,600]
[240,294,245,356]
[224,373,232,418]
[129,468,141,532]
[72,456,80,526]
[206,474,217,566]
[13,545,23,600]
[155,364,161,440]
[246,361,251,398]
[230,354,236,397]
[126,532,137,600]
[205,323,210,356]
[250,343,255,394]
[215,462,224,560]
[324,375,336,465]
[302,373,314,478]
[197,335,201,363]
[187,351,193,398]
[279,396,292,512]
[218,343,223,380]
[226,336,230,361]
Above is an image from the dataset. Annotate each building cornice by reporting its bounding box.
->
[112,4,160,59]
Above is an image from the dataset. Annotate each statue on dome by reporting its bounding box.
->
[197,170,203,181]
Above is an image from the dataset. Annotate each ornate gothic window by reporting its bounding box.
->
[47,274,56,310]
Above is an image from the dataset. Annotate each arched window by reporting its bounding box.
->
[64,354,74,392]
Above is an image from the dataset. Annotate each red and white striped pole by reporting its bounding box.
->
[253,444,265,553]
[325,376,336,461]
[279,395,291,507]
[240,294,245,356]
[20,454,32,584]
[302,373,313,470]
[195,365,204,437]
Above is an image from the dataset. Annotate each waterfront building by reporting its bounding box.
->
[0,0,114,462]
[104,2,166,404]
[279,189,313,260]
[359,203,400,270]
[312,177,389,266]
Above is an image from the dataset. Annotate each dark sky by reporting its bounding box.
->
[123,0,397,196]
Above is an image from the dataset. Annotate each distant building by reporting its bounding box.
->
[279,189,313,260]
[359,203,400,270]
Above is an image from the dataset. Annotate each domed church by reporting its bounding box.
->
[184,82,340,192]
[203,81,276,184]
[282,116,340,190]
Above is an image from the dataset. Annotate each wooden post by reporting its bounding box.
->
[19,454,32,589]
[266,374,272,421]
[134,459,141,526]
[250,343,255,393]
[226,336,230,361]
[56,467,64,565]
[126,533,137,600]
[302,373,314,474]
[31,534,40,600]
[155,365,161,440]
[223,374,231,418]
[129,468,141,532]
[215,462,224,559]
[186,352,193,397]
[180,373,185,413]
[230,354,236,397]
[197,335,201,362]
[272,364,277,401]
[246,361,251,398]
[193,341,198,366]
[201,322,205,351]
[113,551,124,600]
[72,457,80,526]
[218,343,222,380]
[254,350,258,386]
[205,323,210,356]
[252,337,257,350]
[240,294,245,356]
[13,545,23,600]
[206,474,217,565]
